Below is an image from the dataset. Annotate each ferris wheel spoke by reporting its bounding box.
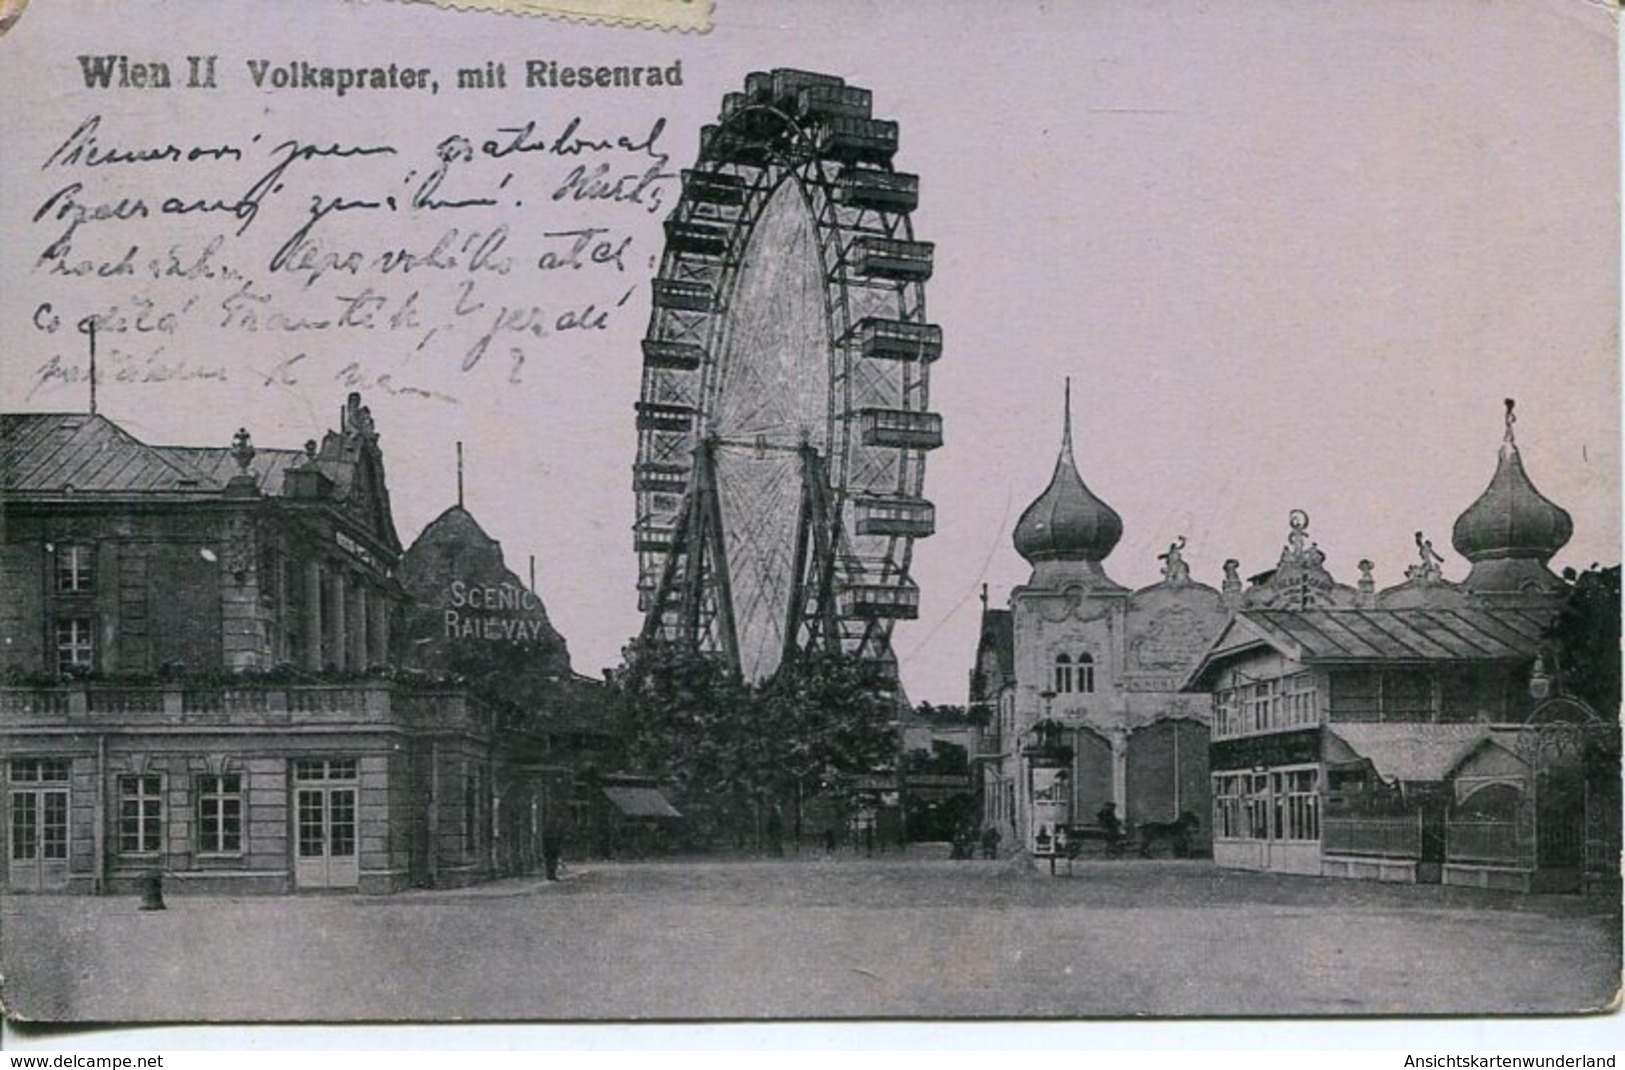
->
[715,450,800,679]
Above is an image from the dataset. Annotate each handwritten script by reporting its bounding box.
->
[25,110,677,404]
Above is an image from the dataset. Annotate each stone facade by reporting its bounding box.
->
[977,387,1228,857]
[0,397,568,895]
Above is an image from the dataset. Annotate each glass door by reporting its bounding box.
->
[8,760,70,891]
[292,760,359,889]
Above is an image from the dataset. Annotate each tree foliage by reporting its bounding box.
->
[613,636,754,799]
[755,649,902,790]
[611,640,901,841]
[1550,564,1622,718]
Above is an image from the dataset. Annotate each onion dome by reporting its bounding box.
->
[1451,399,1573,564]
[1013,381,1123,565]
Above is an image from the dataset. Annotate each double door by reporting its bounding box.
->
[8,759,71,891]
[9,785,69,891]
[293,759,358,889]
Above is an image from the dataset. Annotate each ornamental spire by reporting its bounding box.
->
[1012,382,1123,568]
[1061,376,1073,461]
[1451,399,1572,566]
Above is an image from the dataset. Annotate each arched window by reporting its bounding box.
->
[1077,653,1096,694]
[1054,653,1073,694]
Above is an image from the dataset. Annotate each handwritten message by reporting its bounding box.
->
[22,61,684,406]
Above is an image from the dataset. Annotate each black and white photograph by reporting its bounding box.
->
[0,0,1619,1048]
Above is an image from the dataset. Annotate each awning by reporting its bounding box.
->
[1326,724,1489,784]
[602,785,682,819]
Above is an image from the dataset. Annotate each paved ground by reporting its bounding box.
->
[2,855,1618,1022]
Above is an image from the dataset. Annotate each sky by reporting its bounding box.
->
[1,0,1617,706]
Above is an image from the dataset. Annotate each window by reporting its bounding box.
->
[55,545,95,593]
[1249,679,1279,733]
[119,775,162,854]
[294,758,357,782]
[1245,773,1271,839]
[1212,773,1244,838]
[1269,768,1320,841]
[1216,674,1314,737]
[10,758,70,783]
[1076,653,1095,694]
[1280,768,1320,841]
[1218,767,1320,842]
[197,774,243,855]
[1054,652,1095,695]
[1053,653,1072,694]
[55,617,94,674]
[1330,670,1380,721]
[1283,673,1318,727]
[1382,670,1433,722]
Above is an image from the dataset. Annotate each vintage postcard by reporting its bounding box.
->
[0,0,1619,1036]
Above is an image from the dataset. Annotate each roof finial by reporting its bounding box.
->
[1287,509,1310,554]
[1062,376,1074,458]
[456,441,465,509]
[230,428,256,474]
[1503,397,1517,448]
[1158,535,1190,585]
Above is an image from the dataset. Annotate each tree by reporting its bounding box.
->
[758,651,900,780]
[755,650,901,850]
[1550,564,1621,718]
[611,641,901,850]
[614,637,752,798]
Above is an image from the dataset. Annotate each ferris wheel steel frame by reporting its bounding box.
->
[633,69,943,684]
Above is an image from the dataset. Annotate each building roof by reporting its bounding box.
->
[978,608,1014,680]
[1325,724,1492,784]
[397,502,571,680]
[1,413,218,494]
[4,410,371,504]
[1247,607,1550,661]
[602,785,682,819]
[5,396,401,551]
[157,445,307,496]
[1184,606,1550,689]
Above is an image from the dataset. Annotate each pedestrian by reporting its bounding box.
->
[542,829,562,881]
[823,827,837,855]
[981,825,1001,860]
[1096,801,1126,855]
[766,807,785,858]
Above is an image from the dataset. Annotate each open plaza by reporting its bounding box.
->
[3,853,1617,1022]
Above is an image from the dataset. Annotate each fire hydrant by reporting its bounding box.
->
[139,869,166,911]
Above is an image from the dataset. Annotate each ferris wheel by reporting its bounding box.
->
[633,69,942,685]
